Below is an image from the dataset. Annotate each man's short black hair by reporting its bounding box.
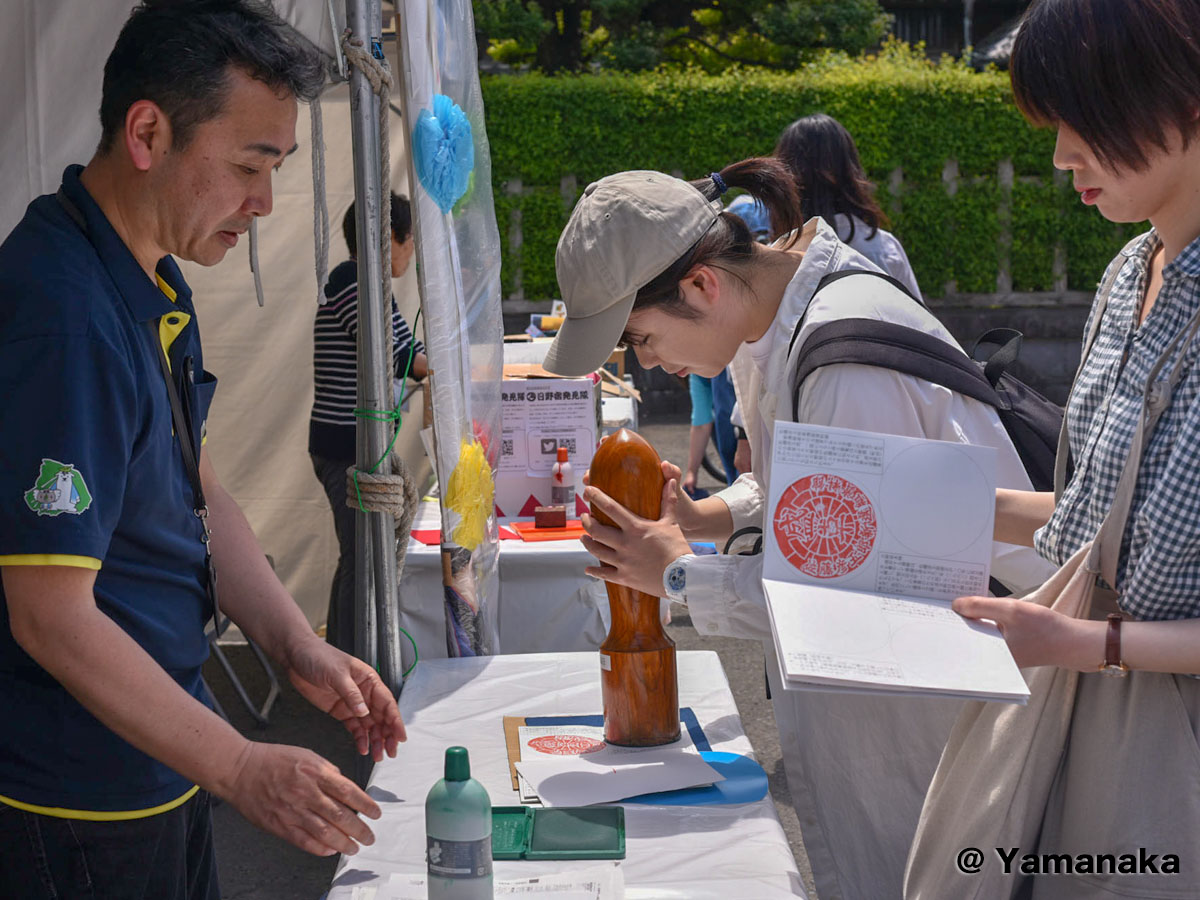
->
[1011,0,1200,172]
[342,193,413,257]
[99,0,325,154]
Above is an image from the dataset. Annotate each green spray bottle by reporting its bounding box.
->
[426,746,493,899]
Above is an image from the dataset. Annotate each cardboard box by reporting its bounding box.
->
[496,376,598,517]
[502,336,625,380]
[602,348,627,380]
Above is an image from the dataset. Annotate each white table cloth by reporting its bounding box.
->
[398,501,609,661]
[327,651,806,899]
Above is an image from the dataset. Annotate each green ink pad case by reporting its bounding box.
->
[491,806,626,860]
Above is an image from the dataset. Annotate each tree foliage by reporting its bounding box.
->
[481,42,1144,299]
[474,0,892,73]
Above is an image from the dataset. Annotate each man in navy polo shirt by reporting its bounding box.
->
[0,3,407,897]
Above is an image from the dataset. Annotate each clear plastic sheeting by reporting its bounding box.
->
[395,0,503,656]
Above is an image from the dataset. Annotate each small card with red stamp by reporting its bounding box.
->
[762,422,1028,704]
[513,723,710,806]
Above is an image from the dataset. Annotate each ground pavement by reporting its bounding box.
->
[206,419,817,899]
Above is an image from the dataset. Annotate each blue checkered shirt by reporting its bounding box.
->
[1036,230,1200,620]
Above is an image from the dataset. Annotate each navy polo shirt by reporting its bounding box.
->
[0,166,218,817]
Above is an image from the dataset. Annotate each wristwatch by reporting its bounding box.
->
[1098,613,1130,677]
[663,555,690,602]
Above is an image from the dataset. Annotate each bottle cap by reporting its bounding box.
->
[557,446,569,462]
[444,745,471,781]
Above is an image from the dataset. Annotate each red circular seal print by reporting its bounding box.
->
[528,734,605,755]
[773,474,877,578]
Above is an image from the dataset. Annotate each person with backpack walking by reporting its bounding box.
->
[544,160,1054,899]
[909,1,1200,896]
[733,112,923,300]
[777,113,922,300]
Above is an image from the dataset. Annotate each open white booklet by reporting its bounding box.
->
[762,421,1029,703]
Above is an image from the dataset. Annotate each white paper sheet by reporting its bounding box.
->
[497,379,596,477]
[515,723,704,805]
[762,422,1028,703]
[515,750,722,808]
[379,863,625,899]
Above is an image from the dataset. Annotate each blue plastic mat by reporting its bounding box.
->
[521,713,764,807]
[624,751,768,806]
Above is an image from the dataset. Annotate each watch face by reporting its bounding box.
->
[666,564,686,594]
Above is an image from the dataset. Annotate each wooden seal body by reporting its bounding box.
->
[589,428,680,746]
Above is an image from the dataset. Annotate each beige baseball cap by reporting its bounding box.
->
[543,170,720,377]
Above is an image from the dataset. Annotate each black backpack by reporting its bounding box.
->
[788,269,1064,493]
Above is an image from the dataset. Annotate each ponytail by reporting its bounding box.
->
[690,156,805,242]
[629,156,803,322]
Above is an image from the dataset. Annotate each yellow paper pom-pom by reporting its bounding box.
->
[445,439,494,551]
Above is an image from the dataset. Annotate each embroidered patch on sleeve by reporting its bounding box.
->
[24,459,93,517]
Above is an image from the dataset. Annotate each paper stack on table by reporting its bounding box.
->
[375,863,624,899]
[762,421,1029,704]
[513,723,722,807]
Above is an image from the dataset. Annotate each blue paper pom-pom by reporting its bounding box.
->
[413,93,475,214]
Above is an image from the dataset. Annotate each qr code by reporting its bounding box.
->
[539,437,577,455]
[500,438,514,457]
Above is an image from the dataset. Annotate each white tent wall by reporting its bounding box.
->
[1,1,430,634]
[179,86,430,638]
[0,3,127,224]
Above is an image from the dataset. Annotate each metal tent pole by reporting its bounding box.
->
[391,0,442,662]
[345,0,403,694]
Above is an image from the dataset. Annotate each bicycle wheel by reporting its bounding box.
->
[700,434,726,482]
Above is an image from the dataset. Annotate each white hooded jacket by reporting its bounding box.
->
[678,217,1055,900]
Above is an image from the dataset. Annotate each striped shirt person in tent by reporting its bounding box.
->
[309,193,427,654]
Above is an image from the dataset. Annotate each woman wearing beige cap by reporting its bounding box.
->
[545,158,1054,899]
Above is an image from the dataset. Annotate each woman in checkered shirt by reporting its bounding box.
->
[951,0,1200,894]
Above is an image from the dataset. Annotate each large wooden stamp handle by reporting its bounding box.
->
[589,428,680,746]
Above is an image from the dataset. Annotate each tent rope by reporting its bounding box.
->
[340,29,393,333]
[310,94,330,305]
[344,452,418,580]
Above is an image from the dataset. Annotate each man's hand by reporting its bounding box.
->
[953,595,1096,670]
[284,636,406,761]
[661,459,703,535]
[225,742,382,857]
[734,438,751,476]
[682,468,698,494]
[580,476,692,597]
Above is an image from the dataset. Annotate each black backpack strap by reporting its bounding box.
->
[970,328,1024,389]
[791,318,1004,422]
[787,268,925,363]
[722,526,763,556]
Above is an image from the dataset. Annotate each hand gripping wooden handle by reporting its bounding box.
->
[589,428,680,746]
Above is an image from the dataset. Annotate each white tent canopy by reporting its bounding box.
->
[1,1,436,634]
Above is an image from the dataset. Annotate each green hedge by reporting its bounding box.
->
[480,44,1143,301]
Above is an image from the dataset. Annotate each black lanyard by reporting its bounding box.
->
[55,187,223,634]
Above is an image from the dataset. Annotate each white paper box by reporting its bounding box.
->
[496,377,598,517]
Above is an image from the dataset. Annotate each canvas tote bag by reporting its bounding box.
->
[904,270,1200,900]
